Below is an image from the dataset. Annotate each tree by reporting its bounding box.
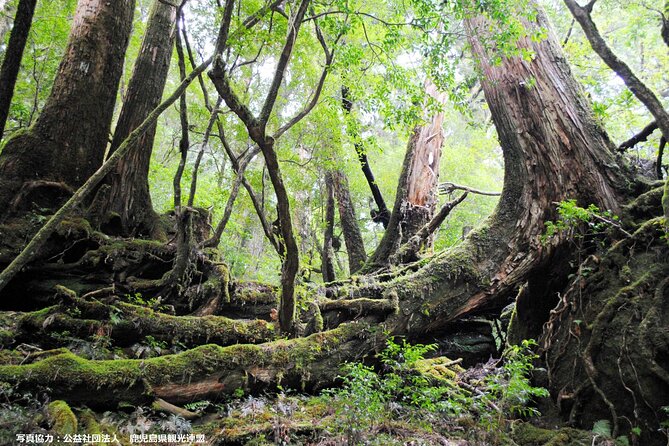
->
[331,169,367,273]
[209,0,310,333]
[0,0,136,215]
[366,81,450,269]
[0,0,632,403]
[0,0,37,138]
[2,1,668,443]
[94,0,178,238]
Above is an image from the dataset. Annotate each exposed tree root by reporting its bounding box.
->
[15,295,277,349]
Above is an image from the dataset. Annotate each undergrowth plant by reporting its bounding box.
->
[541,199,626,245]
[325,337,549,444]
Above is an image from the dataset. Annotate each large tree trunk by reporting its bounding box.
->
[0,0,135,215]
[96,0,177,238]
[0,0,37,138]
[365,82,449,270]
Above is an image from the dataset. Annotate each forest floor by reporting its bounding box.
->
[0,339,619,446]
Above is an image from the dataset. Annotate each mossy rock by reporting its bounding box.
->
[47,400,77,435]
[511,422,593,446]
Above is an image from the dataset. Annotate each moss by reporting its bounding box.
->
[233,281,279,305]
[0,329,14,346]
[413,356,464,382]
[511,423,592,446]
[0,323,367,406]
[201,263,230,303]
[0,349,24,364]
[55,217,93,238]
[76,409,102,435]
[116,301,277,346]
[47,400,77,435]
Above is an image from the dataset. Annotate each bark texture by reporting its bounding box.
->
[321,171,336,282]
[331,169,367,273]
[366,83,449,269]
[0,0,136,213]
[97,0,177,238]
[0,0,37,138]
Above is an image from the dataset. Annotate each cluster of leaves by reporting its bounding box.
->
[323,338,548,444]
[541,199,623,245]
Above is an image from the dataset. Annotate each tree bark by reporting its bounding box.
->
[331,169,367,273]
[321,171,336,282]
[365,82,448,270]
[97,0,177,238]
[0,0,136,214]
[0,0,37,138]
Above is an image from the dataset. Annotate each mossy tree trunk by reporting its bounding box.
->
[0,0,136,214]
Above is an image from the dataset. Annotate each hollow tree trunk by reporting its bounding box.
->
[365,82,448,270]
[331,169,367,273]
[0,0,37,138]
[0,0,135,214]
[96,0,177,238]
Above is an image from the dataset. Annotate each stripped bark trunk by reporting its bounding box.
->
[0,0,136,214]
[365,82,448,270]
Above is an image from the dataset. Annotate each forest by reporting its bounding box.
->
[0,0,667,444]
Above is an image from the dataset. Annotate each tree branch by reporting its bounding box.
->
[618,121,658,151]
[438,182,501,197]
[259,0,310,125]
